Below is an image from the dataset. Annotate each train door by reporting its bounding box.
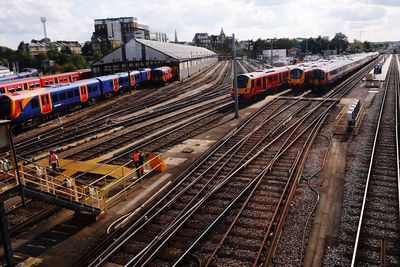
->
[263,77,267,90]
[254,78,262,93]
[79,85,88,102]
[147,70,151,81]
[113,78,119,91]
[39,94,52,114]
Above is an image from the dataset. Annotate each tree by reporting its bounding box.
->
[17,41,25,52]
[330,32,349,53]
[363,41,371,52]
[82,41,92,57]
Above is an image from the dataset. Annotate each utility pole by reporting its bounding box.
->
[232,34,239,119]
[270,39,273,66]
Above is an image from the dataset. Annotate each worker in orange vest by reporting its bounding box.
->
[133,150,142,178]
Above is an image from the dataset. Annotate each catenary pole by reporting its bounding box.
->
[232,34,239,118]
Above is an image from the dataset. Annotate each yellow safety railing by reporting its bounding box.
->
[98,153,165,211]
[0,155,104,210]
[0,153,165,211]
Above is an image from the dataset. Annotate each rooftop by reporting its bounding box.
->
[135,38,216,61]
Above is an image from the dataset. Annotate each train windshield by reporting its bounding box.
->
[290,69,303,79]
[237,75,249,88]
[311,70,325,80]
[0,96,11,119]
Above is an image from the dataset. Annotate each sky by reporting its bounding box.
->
[0,0,399,49]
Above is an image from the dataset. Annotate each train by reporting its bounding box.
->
[0,66,177,123]
[0,69,92,94]
[309,52,379,88]
[151,66,177,84]
[233,52,380,100]
[232,67,290,100]
[288,61,327,90]
[0,68,39,82]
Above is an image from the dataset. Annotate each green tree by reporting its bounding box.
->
[363,41,371,52]
[330,32,349,53]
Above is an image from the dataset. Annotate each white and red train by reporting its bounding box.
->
[233,52,379,100]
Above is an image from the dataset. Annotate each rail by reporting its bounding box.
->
[351,56,399,266]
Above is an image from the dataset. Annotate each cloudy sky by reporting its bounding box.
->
[0,0,399,49]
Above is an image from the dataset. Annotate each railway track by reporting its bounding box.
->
[15,62,231,159]
[350,56,400,266]
[81,95,337,266]
[76,54,379,267]
[66,96,233,163]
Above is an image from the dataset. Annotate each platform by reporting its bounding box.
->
[366,54,391,81]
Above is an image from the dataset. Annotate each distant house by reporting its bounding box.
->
[22,39,82,55]
[194,28,228,50]
[54,41,82,54]
[192,33,211,47]
[24,40,49,56]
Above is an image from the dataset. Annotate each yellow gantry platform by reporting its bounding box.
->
[0,153,166,212]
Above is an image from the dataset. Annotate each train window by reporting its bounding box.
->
[109,81,113,87]
[256,79,261,87]
[67,91,73,99]
[19,101,23,111]
[0,88,4,94]
[31,98,39,109]
[17,85,22,91]
[59,92,66,101]
[88,87,93,93]
[52,94,59,102]
[45,80,49,85]
[92,86,97,91]
[268,77,273,83]
[73,89,79,97]
[263,77,267,89]
[237,76,249,88]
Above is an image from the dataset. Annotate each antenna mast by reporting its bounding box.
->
[40,17,47,39]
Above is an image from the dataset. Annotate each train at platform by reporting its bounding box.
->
[232,67,290,100]
[0,66,177,123]
[0,69,92,94]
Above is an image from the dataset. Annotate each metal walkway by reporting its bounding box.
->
[0,153,165,213]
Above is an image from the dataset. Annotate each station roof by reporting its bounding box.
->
[135,39,216,61]
[92,38,217,66]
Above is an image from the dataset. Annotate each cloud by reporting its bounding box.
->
[0,0,399,49]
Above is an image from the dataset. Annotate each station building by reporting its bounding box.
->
[92,38,218,80]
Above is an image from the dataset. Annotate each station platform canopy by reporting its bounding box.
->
[92,38,217,67]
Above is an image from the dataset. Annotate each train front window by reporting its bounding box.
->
[237,76,249,88]
[290,69,303,79]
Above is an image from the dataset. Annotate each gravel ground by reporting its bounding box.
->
[272,79,383,266]
[323,85,383,265]
[7,200,52,228]
[272,108,336,266]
